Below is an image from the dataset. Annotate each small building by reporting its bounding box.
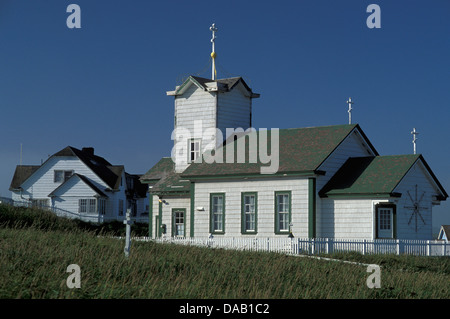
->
[10,146,148,223]
[140,74,448,240]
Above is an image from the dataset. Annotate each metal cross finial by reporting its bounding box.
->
[210,23,218,42]
[210,23,218,80]
[346,97,354,124]
[411,128,419,155]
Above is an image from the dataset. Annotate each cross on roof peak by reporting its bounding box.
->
[346,97,354,124]
[209,23,218,80]
[411,128,419,154]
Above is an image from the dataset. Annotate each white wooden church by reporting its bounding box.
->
[140,26,448,241]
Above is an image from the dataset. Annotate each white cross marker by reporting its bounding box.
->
[123,208,134,257]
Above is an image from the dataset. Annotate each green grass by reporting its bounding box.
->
[1,204,449,299]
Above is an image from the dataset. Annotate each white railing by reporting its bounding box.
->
[141,236,450,257]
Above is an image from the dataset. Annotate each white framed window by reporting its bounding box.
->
[242,193,257,233]
[172,209,185,237]
[54,170,73,183]
[275,191,291,233]
[79,198,97,214]
[210,193,225,234]
[189,139,201,163]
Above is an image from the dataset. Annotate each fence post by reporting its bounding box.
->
[311,238,315,255]
[396,239,400,255]
[325,238,329,254]
[426,240,430,256]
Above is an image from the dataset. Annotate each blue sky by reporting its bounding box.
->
[1,0,449,231]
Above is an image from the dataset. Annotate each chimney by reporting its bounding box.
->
[82,147,94,156]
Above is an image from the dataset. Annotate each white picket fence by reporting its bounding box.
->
[137,236,450,257]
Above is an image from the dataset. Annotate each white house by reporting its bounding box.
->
[10,146,149,223]
[140,75,448,240]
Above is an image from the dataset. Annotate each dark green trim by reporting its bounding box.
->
[182,170,322,181]
[274,191,292,235]
[190,182,195,238]
[171,208,187,237]
[308,178,316,239]
[210,193,226,234]
[149,191,190,196]
[155,215,160,238]
[375,203,397,239]
[241,192,258,234]
[148,194,153,238]
[158,199,163,238]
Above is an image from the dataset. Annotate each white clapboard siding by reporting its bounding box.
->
[19,156,109,200]
[14,156,125,221]
[194,177,309,238]
[175,84,217,136]
[216,83,252,140]
[316,128,376,238]
[394,159,439,240]
[319,198,374,239]
[317,128,375,190]
[174,85,217,172]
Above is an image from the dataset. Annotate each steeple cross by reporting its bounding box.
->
[346,97,354,124]
[411,128,419,155]
[210,23,218,80]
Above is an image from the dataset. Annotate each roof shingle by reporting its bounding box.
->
[319,154,422,197]
[182,124,373,178]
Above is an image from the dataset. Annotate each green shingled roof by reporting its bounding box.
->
[140,157,190,195]
[140,157,175,182]
[319,155,422,197]
[182,124,376,178]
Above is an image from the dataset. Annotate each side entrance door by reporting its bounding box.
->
[377,207,394,238]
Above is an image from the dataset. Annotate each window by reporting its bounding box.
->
[189,139,201,163]
[172,209,185,237]
[32,199,49,209]
[54,170,73,183]
[79,199,97,214]
[210,193,225,234]
[242,192,257,234]
[379,209,391,230]
[275,191,291,234]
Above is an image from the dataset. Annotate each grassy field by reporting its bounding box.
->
[0,204,449,299]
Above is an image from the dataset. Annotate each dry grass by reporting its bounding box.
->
[1,204,449,299]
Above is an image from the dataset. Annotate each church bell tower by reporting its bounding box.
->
[167,24,260,173]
